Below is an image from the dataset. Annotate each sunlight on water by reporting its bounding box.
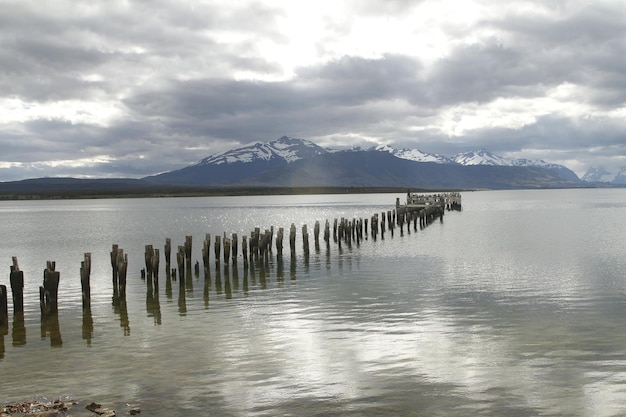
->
[1,189,626,416]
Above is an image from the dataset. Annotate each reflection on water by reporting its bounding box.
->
[1,190,626,417]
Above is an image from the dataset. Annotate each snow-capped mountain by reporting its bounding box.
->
[582,166,626,185]
[145,136,581,187]
[372,144,453,164]
[196,136,327,166]
[453,149,580,182]
[453,149,513,166]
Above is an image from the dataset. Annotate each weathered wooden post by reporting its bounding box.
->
[302,224,310,256]
[232,233,238,264]
[262,230,272,262]
[202,233,211,272]
[117,252,128,298]
[164,238,172,272]
[184,235,192,270]
[242,235,249,269]
[276,227,284,255]
[144,245,154,282]
[10,257,24,314]
[323,220,330,246]
[111,245,123,291]
[152,248,160,289]
[333,219,338,242]
[80,253,91,309]
[214,235,221,265]
[253,227,261,259]
[40,261,60,314]
[0,284,7,328]
[223,236,231,265]
[289,223,297,255]
[176,245,185,281]
[314,221,320,251]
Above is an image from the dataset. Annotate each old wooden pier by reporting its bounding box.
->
[0,192,461,348]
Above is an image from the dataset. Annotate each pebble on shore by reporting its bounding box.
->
[1,399,140,416]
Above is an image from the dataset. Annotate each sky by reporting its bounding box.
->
[0,0,624,181]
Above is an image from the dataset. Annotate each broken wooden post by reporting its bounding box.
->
[232,233,238,264]
[117,252,128,298]
[276,227,284,255]
[164,238,172,271]
[253,227,260,259]
[323,220,330,246]
[80,253,91,309]
[289,223,296,255]
[144,245,154,282]
[223,235,231,265]
[111,244,119,290]
[152,248,160,289]
[302,224,310,256]
[176,246,185,281]
[314,221,320,251]
[202,233,211,273]
[242,235,248,269]
[0,284,7,328]
[40,261,60,314]
[10,257,24,314]
[214,235,221,265]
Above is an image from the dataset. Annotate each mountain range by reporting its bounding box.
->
[144,136,581,189]
[581,166,626,185]
[0,136,598,198]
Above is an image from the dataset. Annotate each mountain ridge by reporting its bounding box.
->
[142,136,583,189]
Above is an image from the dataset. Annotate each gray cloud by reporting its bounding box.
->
[0,0,624,181]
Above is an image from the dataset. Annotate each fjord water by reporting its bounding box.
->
[1,189,626,416]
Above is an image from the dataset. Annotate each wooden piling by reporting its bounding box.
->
[302,224,310,255]
[202,233,211,271]
[214,235,221,265]
[223,236,231,264]
[289,223,296,254]
[144,245,155,282]
[323,220,330,245]
[232,233,238,264]
[0,284,7,327]
[111,244,119,289]
[40,261,60,314]
[10,257,24,314]
[152,248,160,288]
[80,253,91,309]
[242,235,248,268]
[276,227,284,255]
[176,245,185,280]
[117,251,128,297]
[164,238,172,269]
[184,235,192,270]
[314,221,320,250]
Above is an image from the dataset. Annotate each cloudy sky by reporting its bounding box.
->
[1,0,624,181]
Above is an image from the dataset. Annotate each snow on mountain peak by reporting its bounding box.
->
[196,136,327,166]
[372,144,453,163]
[582,166,626,184]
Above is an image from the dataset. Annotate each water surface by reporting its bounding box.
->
[1,189,626,416]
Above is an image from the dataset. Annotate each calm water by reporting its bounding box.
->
[1,189,626,416]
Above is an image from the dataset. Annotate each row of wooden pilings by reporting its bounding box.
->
[0,255,92,350]
[137,202,448,291]
[1,195,458,347]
